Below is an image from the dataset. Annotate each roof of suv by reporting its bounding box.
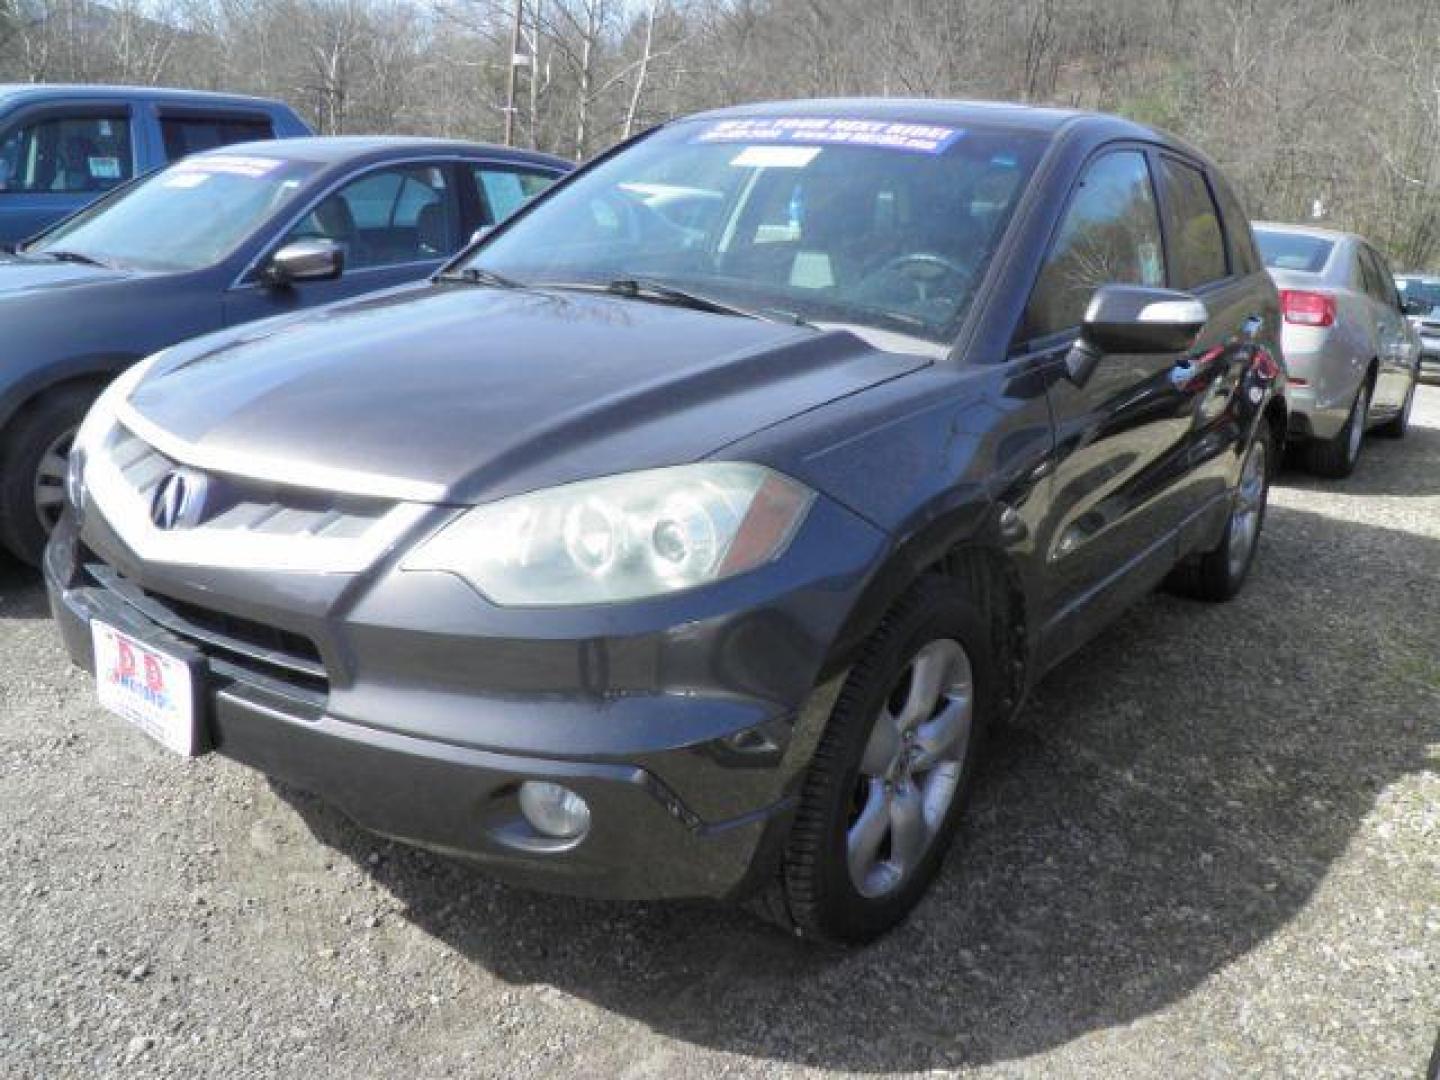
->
[0,83,292,110]
[686,97,1131,135]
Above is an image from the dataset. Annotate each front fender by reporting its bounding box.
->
[0,352,140,433]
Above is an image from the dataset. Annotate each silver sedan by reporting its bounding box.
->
[1255,223,1419,477]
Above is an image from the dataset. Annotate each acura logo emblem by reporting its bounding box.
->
[150,469,208,530]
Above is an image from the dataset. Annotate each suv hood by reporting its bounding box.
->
[126,283,931,504]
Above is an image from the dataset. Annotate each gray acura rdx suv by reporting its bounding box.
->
[46,100,1287,942]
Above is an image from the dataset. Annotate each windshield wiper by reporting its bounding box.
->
[544,276,814,328]
[437,265,522,289]
[42,249,111,269]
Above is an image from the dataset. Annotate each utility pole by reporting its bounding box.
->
[503,0,524,146]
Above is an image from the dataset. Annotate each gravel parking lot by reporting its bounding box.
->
[2,388,1437,1079]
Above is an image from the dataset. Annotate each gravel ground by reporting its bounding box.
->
[1,387,1437,1079]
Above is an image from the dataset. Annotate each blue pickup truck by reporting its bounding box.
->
[0,84,311,245]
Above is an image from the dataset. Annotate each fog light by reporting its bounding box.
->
[518,781,591,840]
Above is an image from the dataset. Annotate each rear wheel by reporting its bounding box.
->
[0,385,98,566]
[764,576,993,944]
[1174,423,1272,603]
[1307,381,1368,478]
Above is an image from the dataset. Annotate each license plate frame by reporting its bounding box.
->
[91,620,202,757]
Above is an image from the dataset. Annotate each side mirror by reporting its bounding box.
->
[1082,284,1208,354]
[262,239,344,287]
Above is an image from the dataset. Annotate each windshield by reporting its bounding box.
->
[1255,229,1335,274]
[28,153,318,272]
[466,118,1050,346]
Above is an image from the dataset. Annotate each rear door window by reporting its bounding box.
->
[473,165,559,225]
[1359,246,1400,308]
[159,115,275,161]
[0,114,133,193]
[1021,150,1165,341]
[1159,157,1227,289]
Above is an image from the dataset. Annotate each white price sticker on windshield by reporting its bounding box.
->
[730,145,822,169]
[174,155,282,179]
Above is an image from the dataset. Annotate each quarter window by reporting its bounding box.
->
[283,164,461,271]
[473,165,558,225]
[1022,150,1165,341]
[1159,158,1227,288]
[0,114,132,194]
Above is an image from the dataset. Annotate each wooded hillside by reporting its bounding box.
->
[3,0,1437,269]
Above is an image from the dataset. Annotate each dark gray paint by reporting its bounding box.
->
[46,102,1286,901]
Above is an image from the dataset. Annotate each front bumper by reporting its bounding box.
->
[45,493,886,901]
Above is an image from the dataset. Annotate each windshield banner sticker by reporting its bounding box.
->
[697,118,964,155]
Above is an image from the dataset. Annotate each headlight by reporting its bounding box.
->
[66,352,167,511]
[404,463,814,606]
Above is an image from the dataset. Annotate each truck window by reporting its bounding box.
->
[160,115,276,161]
[0,114,133,194]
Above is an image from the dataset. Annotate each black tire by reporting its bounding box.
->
[0,384,99,566]
[1172,423,1273,603]
[1306,381,1368,478]
[762,575,994,944]
[1373,379,1415,439]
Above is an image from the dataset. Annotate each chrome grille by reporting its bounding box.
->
[109,426,391,540]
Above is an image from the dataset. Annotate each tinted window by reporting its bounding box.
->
[30,153,315,271]
[1022,150,1165,341]
[1256,230,1334,274]
[469,120,1050,349]
[474,165,558,225]
[0,114,132,194]
[160,115,275,161]
[1160,158,1227,288]
[1213,179,1259,275]
[284,163,460,270]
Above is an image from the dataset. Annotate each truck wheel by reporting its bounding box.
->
[1307,382,1367,478]
[763,576,994,944]
[0,385,98,566]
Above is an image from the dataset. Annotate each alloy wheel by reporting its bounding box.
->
[32,425,76,533]
[1227,436,1268,579]
[848,637,973,898]
[1346,385,1368,465]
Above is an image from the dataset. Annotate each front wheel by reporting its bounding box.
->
[765,577,993,943]
[1307,381,1368,478]
[0,385,98,566]
[1374,378,1415,439]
